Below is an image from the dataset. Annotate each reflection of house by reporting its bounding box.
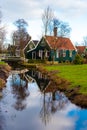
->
[26,27,76,62]
[26,70,50,91]
[76,46,87,57]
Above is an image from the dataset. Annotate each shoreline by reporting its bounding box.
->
[37,66,87,108]
[1,62,87,108]
[0,64,11,90]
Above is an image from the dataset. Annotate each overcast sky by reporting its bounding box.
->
[1,0,87,44]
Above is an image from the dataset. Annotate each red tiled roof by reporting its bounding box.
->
[45,36,76,50]
[76,46,86,53]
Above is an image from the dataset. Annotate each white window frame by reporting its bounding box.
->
[45,50,49,57]
[39,50,43,59]
[56,50,59,58]
[63,50,66,57]
[39,50,41,57]
[70,50,72,57]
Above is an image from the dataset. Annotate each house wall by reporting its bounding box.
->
[49,50,76,62]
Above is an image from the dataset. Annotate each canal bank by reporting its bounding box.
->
[37,65,87,108]
[0,63,11,90]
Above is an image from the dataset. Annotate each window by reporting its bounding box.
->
[32,52,36,59]
[39,50,43,59]
[39,50,42,57]
[70,50,72,57]
[45,50,49,57]
[63,50,66,57]
[56,50,59,58]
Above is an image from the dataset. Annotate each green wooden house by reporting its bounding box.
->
[24,40,39,57]
[26,37,76,62]
[26,28,76,62]
[26,37,51,60]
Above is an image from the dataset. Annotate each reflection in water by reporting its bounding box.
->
[11,74,29,111]
[40,91,69,125]
[27,70,69,125]
[0,69,87,130]
[26,69,50,92]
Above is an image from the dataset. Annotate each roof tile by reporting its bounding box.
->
[45,36,76,50]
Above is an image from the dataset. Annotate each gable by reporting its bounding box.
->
[36,37,51,50]
[24,40,36,53]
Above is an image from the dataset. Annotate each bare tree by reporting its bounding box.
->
[42,6,54,35]
[83,36,87,46]
[42,7,71,37]
[50,18,71,37]
[12,19,31,56]
[59,21,71,37]
[0,10,6,52]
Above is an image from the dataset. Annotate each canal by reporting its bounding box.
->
[0,69,87,130]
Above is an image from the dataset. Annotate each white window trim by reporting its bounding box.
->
[45,51,49,57]
[39,50,43,59]
[56,50,59,58]
[63,50,66,57]
[70,50,72,57]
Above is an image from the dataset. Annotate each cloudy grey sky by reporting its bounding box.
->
[1,0,87,44]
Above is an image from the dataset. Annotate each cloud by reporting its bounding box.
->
[1,0,43,22]
[1,0,87,23]
[43,0,87,19]
[1,0,87,42]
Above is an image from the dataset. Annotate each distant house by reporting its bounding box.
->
[76,46,87,57]
[26,27,76,62]
[7,44,16,56]
[8,36,32,57]
[14,36,31,57]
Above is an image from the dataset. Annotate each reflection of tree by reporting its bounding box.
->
[40,91,68,125]
[40,93,51,125]
[11,74,29,111]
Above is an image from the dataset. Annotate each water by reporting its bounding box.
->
[0,70,87,130]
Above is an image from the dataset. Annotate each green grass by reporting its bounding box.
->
[0,61,6,65]
[44,64,87,94]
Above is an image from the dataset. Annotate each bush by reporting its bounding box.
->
[73,54,84,64]
[28,59,45,63]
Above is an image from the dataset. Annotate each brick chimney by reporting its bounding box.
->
[54,27,57,37]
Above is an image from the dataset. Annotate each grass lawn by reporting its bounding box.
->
[44,64,87,94]
[0,61,6,65]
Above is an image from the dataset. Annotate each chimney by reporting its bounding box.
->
[54,27,57,37]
